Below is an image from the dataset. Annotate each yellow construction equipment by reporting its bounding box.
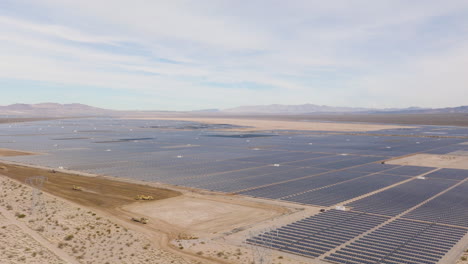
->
[135,195,154,200]
[131,217,148,224]
[72,185,83,191]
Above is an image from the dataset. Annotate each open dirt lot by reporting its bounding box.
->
[124,195,284,235]
[0,162,181,209]
[131,117,412,132]
[387,153,468,170]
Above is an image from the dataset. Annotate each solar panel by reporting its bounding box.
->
[326,219,467,264]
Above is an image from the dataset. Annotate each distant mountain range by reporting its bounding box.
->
[223,104,370,113]
[222,104,468,114]
[0,103,112,117]
[1,103,467,117]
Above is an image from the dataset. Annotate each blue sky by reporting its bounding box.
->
[1,1,468,110]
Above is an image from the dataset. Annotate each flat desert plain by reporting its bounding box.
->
[130,116,413,132]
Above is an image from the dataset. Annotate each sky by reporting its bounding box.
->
[1,0,468,111]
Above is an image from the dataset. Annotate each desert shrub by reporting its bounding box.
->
[58,242,67,249]
[15,213,26,218]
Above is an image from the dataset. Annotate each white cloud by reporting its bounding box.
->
[1,0,468,109]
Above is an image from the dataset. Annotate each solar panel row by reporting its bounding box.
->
[238,170,373,199]
[283,174,408,206]
[346,178,456,216]
[246,210,389,258]
[403,181,468,227]
[424,168,468,181]
[326,219,467,264]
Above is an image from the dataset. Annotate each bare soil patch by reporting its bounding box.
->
[0,163,181,209]
[0,148,36,157]
[387,154,468,170]
[124,195,283,235]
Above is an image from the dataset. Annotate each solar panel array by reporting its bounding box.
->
[2,118,468,263]
[403,181,468,227]
[383,166,435,177]
[326,219,467,264]
[283,174,408,206]
[238,170,376,199]
[424,168,468,181]
[346,178,456,216]
[246,210,389,258]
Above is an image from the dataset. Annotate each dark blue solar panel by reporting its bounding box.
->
[347,162,400,173]
[424,168,468,181]
[238,170,373,199]
[283,174,408,206]
[403,181,468,227]
[246,210,388,258]
[385,165,435,177]
[327,219,467,264]
[314,156,387,170]
[346,178,456,216]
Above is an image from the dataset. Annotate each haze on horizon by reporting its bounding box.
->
[1,1,468,111]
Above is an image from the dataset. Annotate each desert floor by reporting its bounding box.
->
[130,117,413,132]
[387,153,468,170]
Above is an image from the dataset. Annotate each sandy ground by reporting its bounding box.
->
[130,117,412,132]
[0,212,66,264]
[0,162,315,264]
[387,153,468,170]
[124,195,283,235]
[0,175,200,264]
[0,148,35,157]
[458,250,468,264]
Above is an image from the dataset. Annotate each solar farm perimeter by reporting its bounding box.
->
[1,117,468,264]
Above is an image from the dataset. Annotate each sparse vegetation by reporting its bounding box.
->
[0,175,193,264]
[15,213,26,218]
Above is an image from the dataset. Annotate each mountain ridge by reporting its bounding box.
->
[0,103,111,117]
[1,103,467,116]
[222,103,437,114]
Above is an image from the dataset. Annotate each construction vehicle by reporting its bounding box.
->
[135,195,154,200]
[72,185,83,191]
[131,217,148,224]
